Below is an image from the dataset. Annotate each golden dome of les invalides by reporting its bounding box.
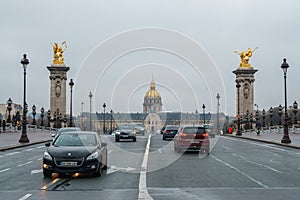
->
[143,78,162,113]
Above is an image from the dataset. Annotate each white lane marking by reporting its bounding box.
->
[36,146,45,149]
[0,155,3,158]
[138,134,153,200]
[0,168,11,173]
[106,166,136,175]
[108,150,113,154]
[211,155,269,188]
[232,153,282,174]
[24,148,34,152]
[31,169,43,175]
[17,161,33,167]
[37,158,43,161]
[5,152,21,156]
[18,194,32,200]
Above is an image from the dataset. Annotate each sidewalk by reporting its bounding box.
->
[224,129,300,150]
[0,129,54,151]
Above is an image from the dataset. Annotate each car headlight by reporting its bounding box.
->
[86,151,99,160]
[43,151,53,161]
[115,131,120,135]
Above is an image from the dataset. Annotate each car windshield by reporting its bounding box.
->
[57,127,81,135]
[53,133,97,146]
[117,124,135,130]
[183,127,205,134]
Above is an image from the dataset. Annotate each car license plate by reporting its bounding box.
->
[122,135,129,137]
[60,161,77,166]
[191,140,199,143]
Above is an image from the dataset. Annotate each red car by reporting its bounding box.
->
[173,125,210,154]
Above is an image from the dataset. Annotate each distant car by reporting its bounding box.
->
[115,123,137,142]
[203,124,216,138]
[52,127,81,137]
[43,131,108,178]
[132,123,145,135]
[162,125,179,140]
[174,125,210,154]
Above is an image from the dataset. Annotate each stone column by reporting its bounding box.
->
[47,64,70,118]
[233,68,258,118]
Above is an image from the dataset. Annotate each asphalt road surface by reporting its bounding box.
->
[0,134,300,200]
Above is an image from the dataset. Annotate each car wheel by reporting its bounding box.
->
[133,137,136,142]
[43,169,52,178]
[115,137,119,142]
[94,165,102,177]
[163,136,166,140]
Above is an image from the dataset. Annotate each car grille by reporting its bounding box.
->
[54,157,85,167]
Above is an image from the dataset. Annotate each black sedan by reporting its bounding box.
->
[162,125,179,140]
[115,123,137,142]
[43,131,108,178]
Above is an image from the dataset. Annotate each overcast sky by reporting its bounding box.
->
[1,0,299,116]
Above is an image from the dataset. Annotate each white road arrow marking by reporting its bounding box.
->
[31,169,43,175]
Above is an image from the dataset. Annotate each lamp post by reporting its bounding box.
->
[110,109,113,134]
[69,79,74,127]
[47,109,51,128]
[32,105,36,125]
[278,104,283,126]
[7,98,13,123]
[202,104,206,124]
[293,101,298,125]
[89,91,93,131]
[216,93,220,134]
[236,81,242,136]
[40,107,45,127]
[103,103,106,134]
[19,54,29,143]
[269,107,273,127]
[262,109,266,128]
[245,110,249,130]
[250,112,253,129]
[281,58,291,144]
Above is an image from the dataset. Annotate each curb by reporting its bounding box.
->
[0,139,53,152]
[222,134,300,150]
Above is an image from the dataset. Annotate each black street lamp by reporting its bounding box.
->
[89,91,93,131]
[281,58,291,144]
[63,115,67,127]
[7,98,13,123]
[216,93,220,134]
[103,103,106,134]
[32,105,36,125]
[250,112,253,129]
[47,109,51,128]
[40,107,45,127]
[293,101,298,125]
[19,54,30,143]
[110,109,113,134]
[245,110,249,130]
[236,81,242,136]
[269,107,273,127]
[202,104,206,124]
[278,104,283,126]
[69,79,74,127]
[262,109,266,127]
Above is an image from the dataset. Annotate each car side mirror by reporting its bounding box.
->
[45,142,50,147]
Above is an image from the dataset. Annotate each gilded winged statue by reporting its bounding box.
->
[51,41,67,65]
[234,47,258,68]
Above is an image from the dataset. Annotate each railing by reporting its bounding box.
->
[241,124,300,134]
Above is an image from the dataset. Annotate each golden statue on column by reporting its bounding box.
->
[51,41,67,65]
[234,47,258,68]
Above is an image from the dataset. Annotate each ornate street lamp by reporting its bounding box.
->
[216,93,220,134]
[202,104,206,124]
[69,79,74,127]
[250,112,253,129]
[40,107,45,127]
[63,115,67,127]
[103,103,106,134]
[47,109,51,128]
[278,104,283,126]
[89,91,93,131]
[262,109,266,127]
[110,109,113,134]
[293,101,298,125]
[245,110,249,130]
[7,98,13,123]
[236,81,242,136]
[269,107,273,127]
[32,105,36,125]
[53,110,57,128]
[19,54,30,143]
[281,58,291,144]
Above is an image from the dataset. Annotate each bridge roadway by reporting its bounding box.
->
[0,131,300,199]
